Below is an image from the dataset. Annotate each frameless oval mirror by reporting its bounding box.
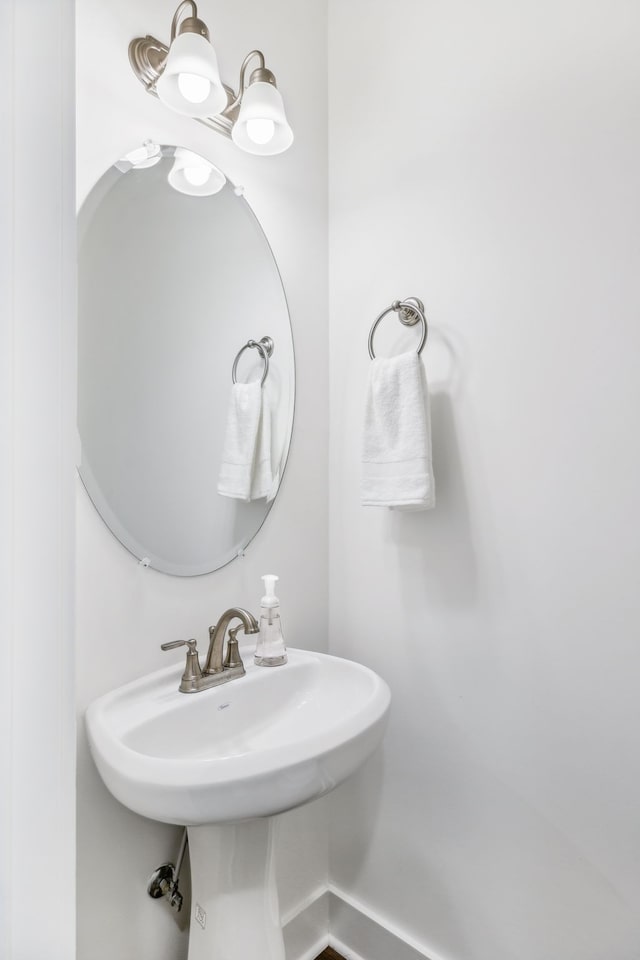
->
[78,144,294,576]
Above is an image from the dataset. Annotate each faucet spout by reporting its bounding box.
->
[204,607,259,675]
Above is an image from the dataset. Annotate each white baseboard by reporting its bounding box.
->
[282,886,329,960]
[283,886,446,960]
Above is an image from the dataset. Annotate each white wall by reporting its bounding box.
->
[328,2,640,959]
[0,1,76,957]
[76,1,328,956]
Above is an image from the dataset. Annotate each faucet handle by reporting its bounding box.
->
[161,638,203,693]
[161,638,198,654]
[223,624,245,670]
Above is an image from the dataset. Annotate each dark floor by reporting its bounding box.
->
[315,949,346,960]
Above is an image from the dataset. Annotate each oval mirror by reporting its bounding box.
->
[78,144,295,576]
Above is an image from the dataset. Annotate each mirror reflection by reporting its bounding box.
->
[78,145,295,576]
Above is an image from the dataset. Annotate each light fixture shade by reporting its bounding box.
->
[232,81,294,156]
[167,148,226,196]
[156,32,228,118]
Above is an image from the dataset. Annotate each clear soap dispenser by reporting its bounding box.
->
[254,574,287,667]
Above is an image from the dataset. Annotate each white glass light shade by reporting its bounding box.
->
[232,81,293,156]
[156,32,227,118]
[167,149,226,196]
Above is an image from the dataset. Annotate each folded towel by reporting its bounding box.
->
[217,381,273,501]
[361,350,435,510]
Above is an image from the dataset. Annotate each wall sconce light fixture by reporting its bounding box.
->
[129,0,293,156]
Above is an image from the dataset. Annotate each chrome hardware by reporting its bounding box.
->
[161,607,259,694]
[161,638,203,693]
[368,297,428,359]
[223,624,245,669]
[205,607,259,674]
[232,336,274,387]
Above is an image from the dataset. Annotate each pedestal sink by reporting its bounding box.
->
[86,647,390,960]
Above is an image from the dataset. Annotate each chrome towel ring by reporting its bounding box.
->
[232,336,274,386]
[368,297,428,359]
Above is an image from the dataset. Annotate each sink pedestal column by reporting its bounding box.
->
[187,819,285,960]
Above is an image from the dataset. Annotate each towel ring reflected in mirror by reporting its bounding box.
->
[368,297,428,359]
[232,336,274,386]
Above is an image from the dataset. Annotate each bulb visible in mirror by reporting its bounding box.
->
[167,148,226,196]
[177,72,212,104]
[246,118,276,145]
[183,164,211,187]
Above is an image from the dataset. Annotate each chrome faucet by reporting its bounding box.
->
[161,607,259,694]
[204,608,259,674]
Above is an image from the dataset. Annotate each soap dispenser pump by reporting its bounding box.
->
[254,574,287,667]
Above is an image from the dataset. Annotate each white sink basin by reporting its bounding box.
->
[86,648,390,825]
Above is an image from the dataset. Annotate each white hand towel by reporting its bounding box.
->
[249,392,273,500]
[361,350,435,510]
[218,381,266,501]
